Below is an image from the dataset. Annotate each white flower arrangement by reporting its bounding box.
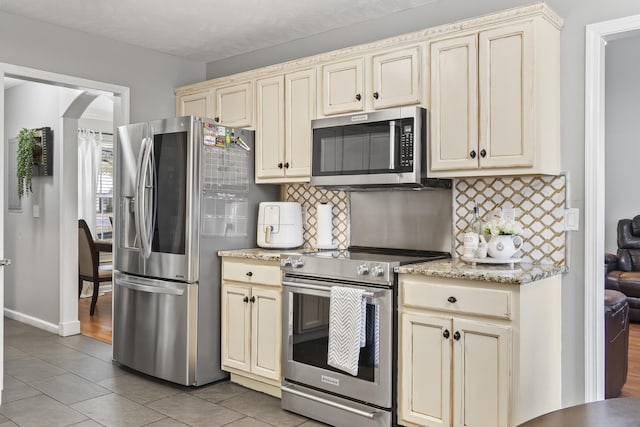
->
[483,216,524,236]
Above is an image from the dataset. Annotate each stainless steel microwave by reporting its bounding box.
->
[310,106,449,189]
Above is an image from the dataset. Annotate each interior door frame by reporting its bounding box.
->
[0,62,129,338]
[584,14,640,402]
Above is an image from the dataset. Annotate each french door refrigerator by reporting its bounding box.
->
[113,115,278,386]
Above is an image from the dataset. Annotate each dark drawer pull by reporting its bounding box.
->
[447,296,457,303]
[454,331,461,341]
[246,271,253,277]
[443,329,450,339]
[243,296,249,303]
[250,296,256,303]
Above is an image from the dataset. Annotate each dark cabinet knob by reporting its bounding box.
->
[470,150,477,159]
[447,296,457,303]
[278,163,283,169]
[246,271,253,277]
[480,149,487,158]
[284,162,290,169]
[454,331,461,341]
[250,296,256,303]
[243,296,249,303]
[443,329,450,339]
[355,93,361,101]
[214,116,220,122]
[373,92,379,99]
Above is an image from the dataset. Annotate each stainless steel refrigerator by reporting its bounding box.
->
[112,116,279,386]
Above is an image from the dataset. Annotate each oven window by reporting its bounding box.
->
[292,293,377,382]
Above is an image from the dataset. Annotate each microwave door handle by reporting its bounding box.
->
[389,120,396,170]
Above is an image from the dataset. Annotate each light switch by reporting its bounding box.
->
[32,204,40,218]
[564,208,579,231]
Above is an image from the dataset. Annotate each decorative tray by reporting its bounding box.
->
[461,256,522,269]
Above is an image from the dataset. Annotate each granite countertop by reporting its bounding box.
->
[396,258,567,284]
[218,248,311,262]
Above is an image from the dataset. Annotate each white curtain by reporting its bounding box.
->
[78,129,101,236]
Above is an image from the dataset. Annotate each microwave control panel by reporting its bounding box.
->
[400,123,414,168]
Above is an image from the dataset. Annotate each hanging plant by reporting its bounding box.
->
[17,127,38,199]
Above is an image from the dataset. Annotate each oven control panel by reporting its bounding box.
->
[357,263,386,277]
[281,255,305,269]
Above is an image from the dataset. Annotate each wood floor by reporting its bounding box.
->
[78,292,112,344]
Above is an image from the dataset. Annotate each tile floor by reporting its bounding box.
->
[2,318,326,427]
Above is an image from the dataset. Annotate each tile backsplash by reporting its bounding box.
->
[281,175,567,265]
[454,175,567,265]
[282,183,350,249]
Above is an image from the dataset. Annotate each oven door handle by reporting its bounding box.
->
[282,280,384,299]
[281,385,380,420]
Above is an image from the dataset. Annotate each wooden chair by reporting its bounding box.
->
[78,219,113,316]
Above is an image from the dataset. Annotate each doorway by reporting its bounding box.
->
[584,14,640,402]
[0,63,128,340]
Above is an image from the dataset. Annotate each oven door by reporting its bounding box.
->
[282,276,393,408]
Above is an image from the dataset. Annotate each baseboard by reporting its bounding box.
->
[58,320,81,336]
[4,308,59,334]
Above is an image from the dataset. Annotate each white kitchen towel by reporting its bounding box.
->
[327,286,366,376]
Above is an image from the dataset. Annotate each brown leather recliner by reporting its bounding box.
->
[606,215,640,322]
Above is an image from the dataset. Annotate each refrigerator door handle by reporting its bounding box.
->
[136,136,153,259]
[117,279,185,296]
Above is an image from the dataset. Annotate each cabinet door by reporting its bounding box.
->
[221,284,251,373]
[256,76,285,180]
[177,89,213,119]
[478,22,534,169]
[452,319,510,427]
[215,81,253,128]
[399,312,452,427]
[322,58,364,116]
[371,46,421,109]
[429,34,479,172]
[285,68,315,180]
[251,287,282,381]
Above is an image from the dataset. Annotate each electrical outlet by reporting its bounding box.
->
[32,204,40,218]
[502,206,516,222]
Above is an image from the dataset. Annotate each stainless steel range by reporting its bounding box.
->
[281,247,449,427]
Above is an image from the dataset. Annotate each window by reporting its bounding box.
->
[95,135,113,239]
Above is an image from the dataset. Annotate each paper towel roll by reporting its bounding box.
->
[316,202,335,248]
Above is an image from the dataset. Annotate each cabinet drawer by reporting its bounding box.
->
[401,279,511,319]
[222,259,281,286]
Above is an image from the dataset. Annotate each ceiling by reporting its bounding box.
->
[0,0,439,63]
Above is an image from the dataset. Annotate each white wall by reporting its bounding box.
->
[604,36,640,253]
[0,11,205,122]
[4,81,78,324]
[205,0,640,406]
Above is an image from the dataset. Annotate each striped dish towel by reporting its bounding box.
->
[327,286,366,376]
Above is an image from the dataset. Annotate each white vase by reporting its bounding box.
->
[487,235,523,259]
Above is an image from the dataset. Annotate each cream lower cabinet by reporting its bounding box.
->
[429,16,561,177]
[255,68,315,183]
[398,274,562,427]
[221,258,282,396]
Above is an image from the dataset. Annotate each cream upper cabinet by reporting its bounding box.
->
[398,274,562,427]
[429,17,560,177]
[321,46,422,116]
[371,45,421,110]
[322,58,364,116]
[255,68,315,183]
[256,76,285,180]
[214,81,253,128]
[176,88,214,119]
[220,258,282,395]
